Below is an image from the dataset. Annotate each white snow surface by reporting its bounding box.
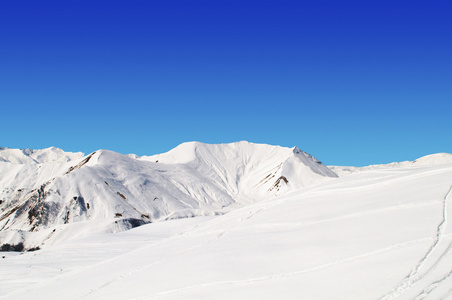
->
[0,156,452,299]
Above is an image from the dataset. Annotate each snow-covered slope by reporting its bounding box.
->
[413,153,452,166]
[1,158,452,300]
[0,142,337,249]
[329,152,452,176]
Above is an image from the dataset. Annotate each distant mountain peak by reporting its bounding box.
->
[0,146,84,165]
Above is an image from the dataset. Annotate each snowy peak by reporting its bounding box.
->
[145,141,337,197]
[291,147,338,178]
[144,141,284,165]
[31,147,84,164]
[0,147,84,164]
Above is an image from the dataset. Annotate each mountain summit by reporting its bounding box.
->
[142,141,337,196]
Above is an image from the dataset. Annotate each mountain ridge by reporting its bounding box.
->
[1,142,451,250]
[0,141,337,250]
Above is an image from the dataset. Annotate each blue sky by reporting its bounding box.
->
[1,0,451,166]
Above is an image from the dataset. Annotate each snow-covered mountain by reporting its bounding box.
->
[0,141,337,249]
[141,141,337,196]
[1,148,452,300]
[0,146,84,164]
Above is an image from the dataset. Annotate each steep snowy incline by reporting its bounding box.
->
[0,142,337,249]
[2,160,452,299]
[0,148,87,228]
[0,150,234,249]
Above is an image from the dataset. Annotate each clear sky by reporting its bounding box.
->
[1,0,451,166]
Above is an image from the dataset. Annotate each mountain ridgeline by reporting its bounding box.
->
[0,141,337,249]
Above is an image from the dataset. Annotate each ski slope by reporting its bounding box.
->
[1,156,452,299]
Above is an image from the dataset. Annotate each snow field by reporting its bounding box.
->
[1,161,452,299]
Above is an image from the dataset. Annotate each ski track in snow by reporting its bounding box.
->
[1,196,282,300]
[439,286,452,300]
[250,200,440,231]
[379,185,452,300]
[127,238,435,300]
[78,188,447,300]
[321,167,452,195]
[33,173,451,300]
[75,193,298,300]
[77,205,271,299]
[0,219,205,300]
[414,268,452,300]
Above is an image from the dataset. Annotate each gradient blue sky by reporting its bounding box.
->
[1,0,451,166]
